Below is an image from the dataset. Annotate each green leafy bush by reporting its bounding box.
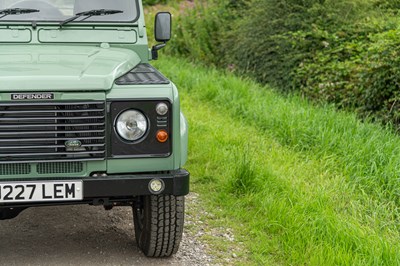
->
[294,27,400,125]
[169,2,223,65]
[142,0,167,5]
[357,30,400,125]
[373,0,400,11]
[167,0,400,128]
[227,0,376,89]
[168,0,250,65]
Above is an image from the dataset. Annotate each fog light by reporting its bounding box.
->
[149,179,165,194]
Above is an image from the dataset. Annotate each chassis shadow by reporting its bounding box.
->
[0,205,179,265]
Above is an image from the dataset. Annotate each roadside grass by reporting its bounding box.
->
[152,57,400,265]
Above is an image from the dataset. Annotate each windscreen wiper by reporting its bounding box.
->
[0,8,39,19]
[60,9,123,27]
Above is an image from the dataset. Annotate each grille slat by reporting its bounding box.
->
[0,123,104,128]
[0,109,103,114]
[0,116,105,121]
[0,144,105,149]
[2,158,102,164]
[0,137,105,142]
[0,150,105,157]
[0,101,104,106]
[0,101,106,163]
[0,130,105,135]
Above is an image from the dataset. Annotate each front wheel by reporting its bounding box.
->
[133,195,185,257]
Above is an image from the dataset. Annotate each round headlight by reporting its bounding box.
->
[116,110,148,141]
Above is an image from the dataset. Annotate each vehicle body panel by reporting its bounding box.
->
[0,45,140,91]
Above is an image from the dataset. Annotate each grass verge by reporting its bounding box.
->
[153,57,400,265]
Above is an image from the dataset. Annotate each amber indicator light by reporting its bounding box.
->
[156,130,169,143]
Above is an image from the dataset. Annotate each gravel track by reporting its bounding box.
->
[0,193,213,266]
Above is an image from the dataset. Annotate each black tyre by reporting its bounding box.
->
[133,194,184,257]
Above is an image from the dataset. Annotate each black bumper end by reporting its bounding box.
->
[83,169,190,198]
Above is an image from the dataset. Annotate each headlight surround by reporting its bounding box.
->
[110,101,171,158]
[115,109,148,141]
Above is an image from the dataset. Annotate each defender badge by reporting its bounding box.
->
[11,93,54,100]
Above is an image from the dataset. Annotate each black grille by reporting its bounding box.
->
[0,101,105,163]
[37,162,84,174]
[0,163,31,175]
[115,64,170,85]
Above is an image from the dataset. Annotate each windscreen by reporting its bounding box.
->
[0,0,139,22]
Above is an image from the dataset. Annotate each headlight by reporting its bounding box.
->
[115,110,148,141]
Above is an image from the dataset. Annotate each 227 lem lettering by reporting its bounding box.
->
[0,183,76,201]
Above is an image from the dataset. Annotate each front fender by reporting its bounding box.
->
[180,112,188,167]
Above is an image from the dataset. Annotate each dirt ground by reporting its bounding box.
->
[0,195,213,266]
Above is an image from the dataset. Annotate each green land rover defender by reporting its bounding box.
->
[0,0,189,258]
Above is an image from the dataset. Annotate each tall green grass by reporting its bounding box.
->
[153,57,400,265]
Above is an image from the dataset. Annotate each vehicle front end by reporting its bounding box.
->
[0,0,189,258]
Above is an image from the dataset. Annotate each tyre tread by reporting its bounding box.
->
[134,194,184,257]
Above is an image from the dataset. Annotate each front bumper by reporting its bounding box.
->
[85,169,190,198]
[0,169,189,209]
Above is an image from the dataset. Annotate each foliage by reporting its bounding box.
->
[169,2,224,65]
[227,0,376,89]
[165,0,400,128]
[142,0,168,6]
[168,0,250,65]
[154,56,400,265]
[358,30,400,124]
[229,147,260,195]
[295,28,400,126]
[373,0,400,11]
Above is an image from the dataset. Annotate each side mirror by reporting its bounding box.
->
[155,12,171,42]
[152,12,171,60]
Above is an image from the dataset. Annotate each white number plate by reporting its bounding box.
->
[0,181,83,203]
